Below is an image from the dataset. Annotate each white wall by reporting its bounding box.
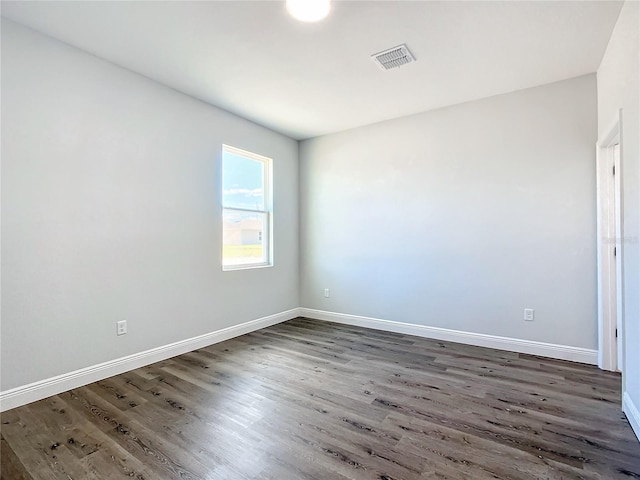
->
[597,0,640,438]
[300,75,597,350]
[1,19,299,391]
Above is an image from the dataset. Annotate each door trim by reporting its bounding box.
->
[596,109,623,373]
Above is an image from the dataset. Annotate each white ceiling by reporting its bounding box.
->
[1,1,623,140]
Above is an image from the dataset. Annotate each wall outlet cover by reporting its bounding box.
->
[117,320,128,335]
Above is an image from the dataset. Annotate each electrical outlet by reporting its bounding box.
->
[116,320,128,336]
[324,288,330,298]
[524,309,534,322]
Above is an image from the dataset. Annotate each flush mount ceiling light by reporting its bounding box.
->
[286,0,331,23]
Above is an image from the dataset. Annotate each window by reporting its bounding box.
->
[222,145,272,270]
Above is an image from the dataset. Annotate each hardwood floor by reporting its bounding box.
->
[2,317,639,479]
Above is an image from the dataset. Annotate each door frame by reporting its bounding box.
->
[596,109,624,373]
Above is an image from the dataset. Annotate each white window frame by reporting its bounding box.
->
[221,144,273,271]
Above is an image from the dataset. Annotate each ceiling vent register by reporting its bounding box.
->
[371,44,415,70]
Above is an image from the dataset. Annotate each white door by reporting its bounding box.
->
[613,143,623,371]
[596,111,623,374]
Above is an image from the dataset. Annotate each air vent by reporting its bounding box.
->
[371,44,415,70]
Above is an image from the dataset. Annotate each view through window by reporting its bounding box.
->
[222,145,272,269]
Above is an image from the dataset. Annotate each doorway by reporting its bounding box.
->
[596,111,623,374]
[613,143,622,370]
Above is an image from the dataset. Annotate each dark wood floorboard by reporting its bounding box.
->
[1,317,639,479]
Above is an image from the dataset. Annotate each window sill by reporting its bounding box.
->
[222,262,273,272]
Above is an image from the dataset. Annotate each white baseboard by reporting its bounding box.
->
[299,308,598,365]
[0,308,300,412]
[623,392,640,442]
[1,307,601,413]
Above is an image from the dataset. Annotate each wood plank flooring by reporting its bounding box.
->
[2,317,639,479]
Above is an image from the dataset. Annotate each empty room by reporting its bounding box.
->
[1,0,639,478]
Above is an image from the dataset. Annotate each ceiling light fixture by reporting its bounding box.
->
[286,0,331,23]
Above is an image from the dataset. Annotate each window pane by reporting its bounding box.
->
[222,152,265,211]
[223,209,267,266]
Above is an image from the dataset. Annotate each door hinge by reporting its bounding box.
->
[615,328,618,338]
[613,165,616,175]
[614,246,617,257]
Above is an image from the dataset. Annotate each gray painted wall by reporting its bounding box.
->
[597,0,640,431]
[300,75,598,349]
[1,20,299,391]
